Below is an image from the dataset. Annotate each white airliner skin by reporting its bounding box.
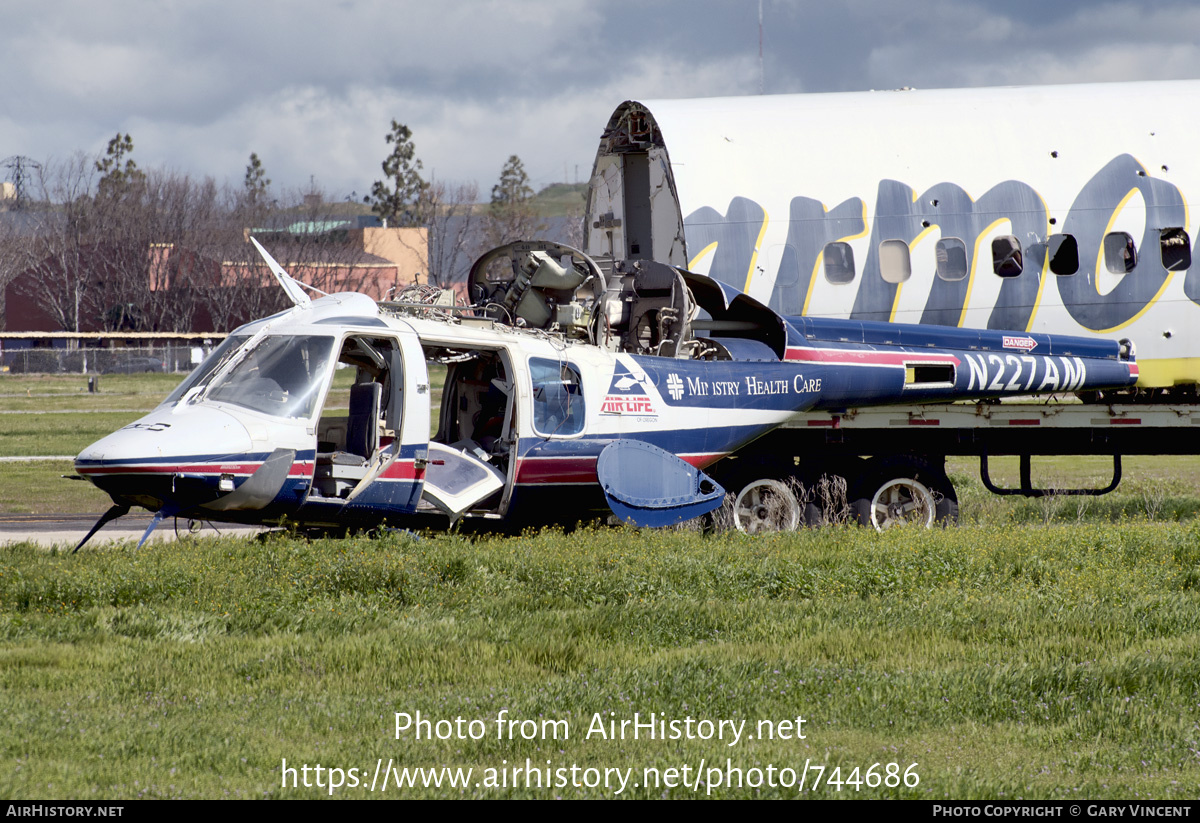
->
[587,81,1200,389]
[575,82,1199,528]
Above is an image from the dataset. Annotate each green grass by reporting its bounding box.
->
[0,368,449,512]
[0,412,158,458]
[948,456,1200,524]
[0,461,113,514]
[0,374,178,458]
[1,524,1198,798]
[0,372,182,403]
[531,182,587,217]
[2,375,1199,799]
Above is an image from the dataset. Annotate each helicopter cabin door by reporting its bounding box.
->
[310,328,429,516]
[418,346,513,521]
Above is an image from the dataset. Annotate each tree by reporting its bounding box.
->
[485,154,542,246]
[6,156,98,332]
[94,133,145,200]
[367,121,428,227]
[3,147,382,335]
[490,155,533,213]
[423,178,480,288]
[243,152,271,205]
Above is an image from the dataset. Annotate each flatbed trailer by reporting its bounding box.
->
[711,400,1200,528]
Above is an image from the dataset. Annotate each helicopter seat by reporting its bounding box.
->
[314,383,382,495]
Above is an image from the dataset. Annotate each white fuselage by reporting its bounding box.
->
[586,81,1200,388]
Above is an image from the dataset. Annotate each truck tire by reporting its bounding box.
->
[850,459,958,530]
[731,478,801,534]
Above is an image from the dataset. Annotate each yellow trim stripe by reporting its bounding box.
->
[958,218,1009,328]
[1135,358,1200,388]
[802,200,870,316]
[1094,187,1169,334]
[888,225,936,323]
[1024,191,1053,332]
[744,210,770,293]
[688,241,718,271]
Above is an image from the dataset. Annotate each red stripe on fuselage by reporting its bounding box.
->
[514,452,724,484]
[785,347,959,367]
[378,459,421,480]
[76,460,316,478]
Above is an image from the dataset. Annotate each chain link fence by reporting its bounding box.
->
[2,344,203,375]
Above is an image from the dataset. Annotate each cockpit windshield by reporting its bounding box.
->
[205,335,335,419]
[160,333,250,408]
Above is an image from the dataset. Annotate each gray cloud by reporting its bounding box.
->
[0,0,1196,198]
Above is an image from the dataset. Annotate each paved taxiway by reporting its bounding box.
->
[0,513,265,547]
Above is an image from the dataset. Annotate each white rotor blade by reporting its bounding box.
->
[250,236,312,308]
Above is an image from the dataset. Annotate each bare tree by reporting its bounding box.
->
[424,178,480,288]
[7,155,98,332]
[562,203,585,250]
[133,171,224,332]
[4,146,397,335]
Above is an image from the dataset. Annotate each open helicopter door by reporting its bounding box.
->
[419,442,506,521]
[310,327,430,516]
[596,440,726,527]
[418,349,514,522]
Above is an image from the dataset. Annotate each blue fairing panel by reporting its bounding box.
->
[596,440,725,527]
[788,315,1124,360]
[707,336,779,361]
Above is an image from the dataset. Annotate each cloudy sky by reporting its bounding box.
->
[2,0,1199,201]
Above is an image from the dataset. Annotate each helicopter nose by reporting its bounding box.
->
[76,406,253,466]
[74,406,255,502]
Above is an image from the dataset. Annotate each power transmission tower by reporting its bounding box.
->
[2,156,42,210]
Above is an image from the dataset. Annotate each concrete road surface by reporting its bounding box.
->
[0,513,266,548]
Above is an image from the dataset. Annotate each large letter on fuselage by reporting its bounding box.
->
[848,179,1046,329]
[683,197,767,291]
[1056,154,1186,331]
[768,196,866,315]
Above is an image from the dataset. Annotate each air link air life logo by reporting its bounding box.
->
[600,362,659,416]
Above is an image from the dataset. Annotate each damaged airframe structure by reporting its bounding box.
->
[71,229,1138,547]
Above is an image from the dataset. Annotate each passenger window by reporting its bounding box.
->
[935,238,968,282]
[1160,227,1191,271]
[530,358,585,437]
[1048,234,1079,275]
[878,239,912,284]
[992,235,1023,277]
[823,242,856,284]
[1103,231,1137,274]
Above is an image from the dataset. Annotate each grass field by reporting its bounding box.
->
[1,524,1198,798]
[0,374,1198,799]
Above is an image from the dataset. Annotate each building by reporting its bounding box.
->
[2,214,429,334]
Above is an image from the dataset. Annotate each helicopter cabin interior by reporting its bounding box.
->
[311,333,515,518]
[311,334,404,500]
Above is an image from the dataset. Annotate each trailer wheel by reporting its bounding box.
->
[851,462,958,530]
[732,478,801,534]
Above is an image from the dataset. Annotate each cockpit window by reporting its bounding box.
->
[160,334,250,407]
[206,335,336,419]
